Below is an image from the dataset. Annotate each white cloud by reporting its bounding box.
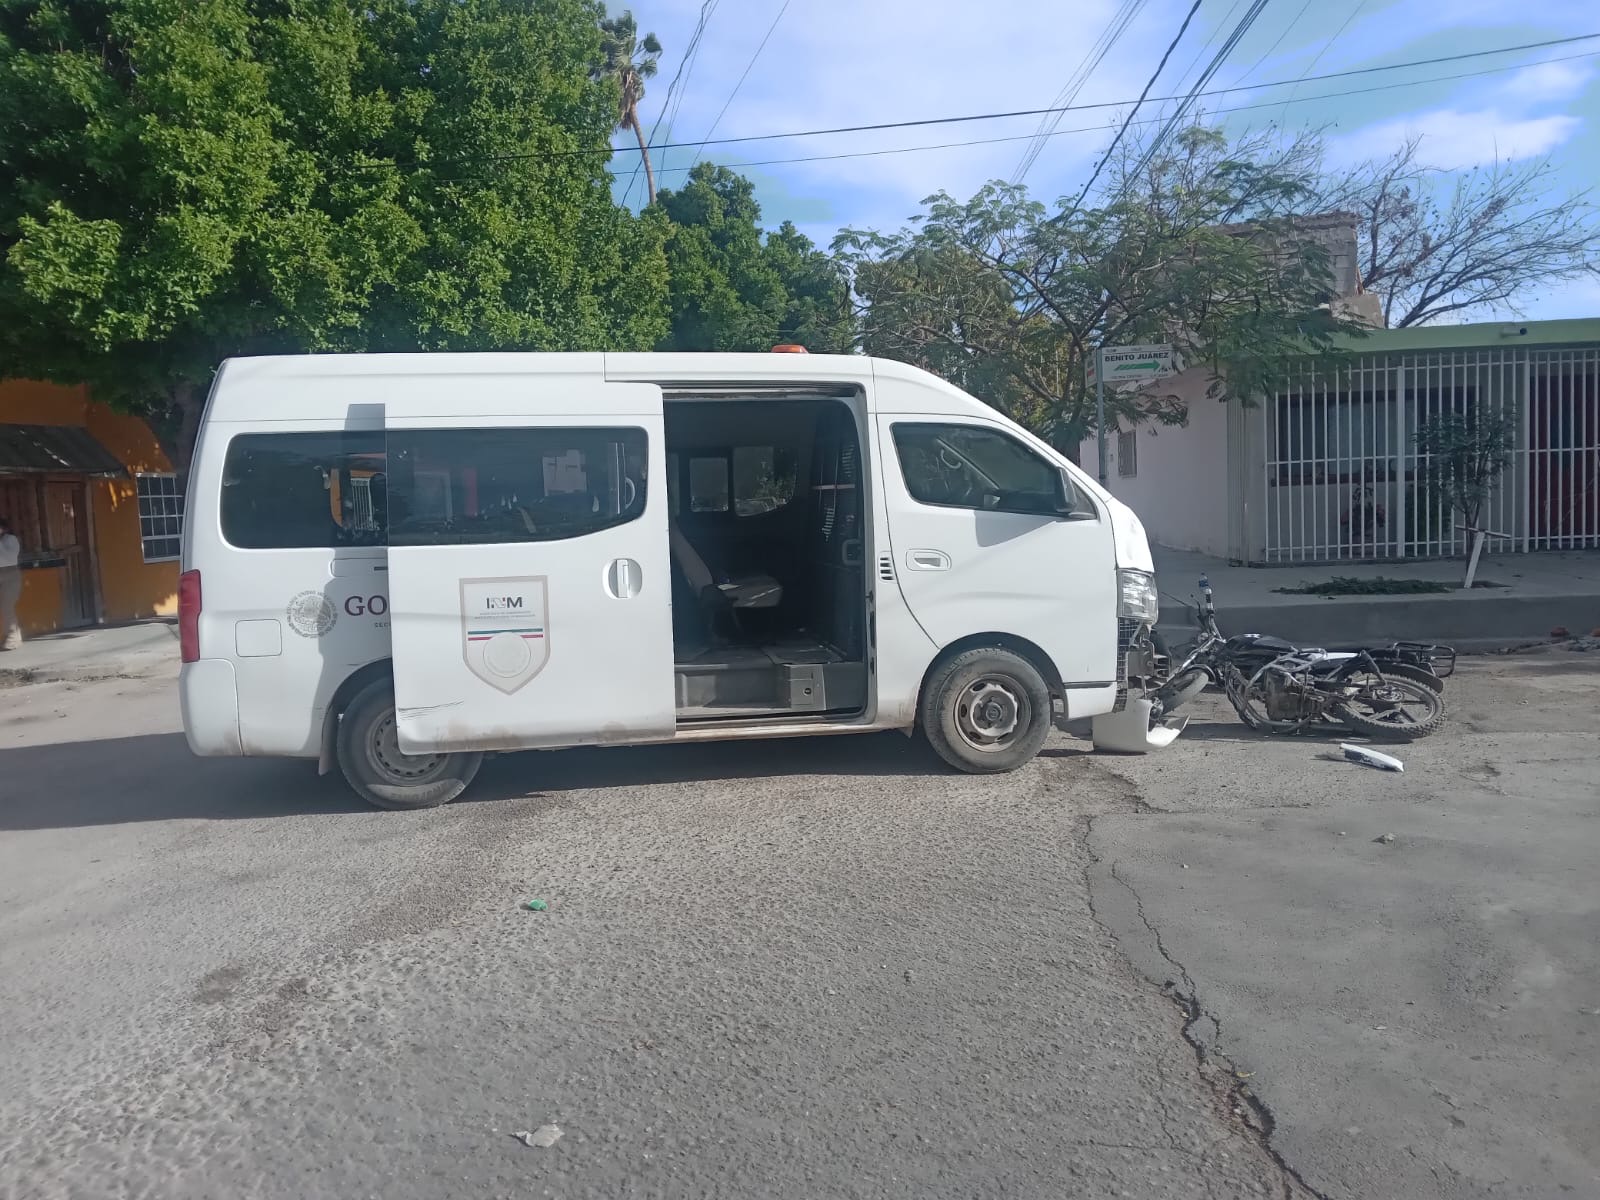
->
[1326,109,1581,169]
[1492,58,1596,105]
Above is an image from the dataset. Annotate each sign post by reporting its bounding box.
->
[1088,343,1176,485]
[1095,345,1107,484]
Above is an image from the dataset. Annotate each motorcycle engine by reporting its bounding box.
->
[1262,674,1318,722]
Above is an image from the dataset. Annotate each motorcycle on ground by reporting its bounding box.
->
[1147,576,1454,740]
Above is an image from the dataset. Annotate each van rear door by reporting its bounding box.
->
[385,383,673,753]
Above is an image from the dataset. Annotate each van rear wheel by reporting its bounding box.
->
[336,679,483,810]
[921,647,1053,774]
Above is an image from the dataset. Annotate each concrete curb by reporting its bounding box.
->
[1160,591,1600,650]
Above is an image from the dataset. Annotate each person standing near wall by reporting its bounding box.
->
[0,515,21,650]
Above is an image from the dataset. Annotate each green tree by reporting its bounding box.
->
[1414,406,1517,587]
[835,127,1362,454]
[596,10,662,206]
[656,163,851,353]
[0,0,667,469]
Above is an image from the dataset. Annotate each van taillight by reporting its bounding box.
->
[179,570,202,663]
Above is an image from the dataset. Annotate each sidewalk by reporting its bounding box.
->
[0,621,178,685]
[1154,547,1600,649]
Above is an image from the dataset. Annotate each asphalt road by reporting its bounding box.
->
[1,651,1595,1199]
[1089,649,1600,1200]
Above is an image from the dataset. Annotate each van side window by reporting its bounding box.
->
[892,423,1076,517]
[386,427,647,546]
[220,432,387,549]
[733,445,797,516]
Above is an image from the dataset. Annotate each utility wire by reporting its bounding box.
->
[1011,0,1149,183]
[1110,0,1271,203]
[1172,0,1245,94]
[1063,0,1204,217]
[688,0,792,174]
[635,50,1595,179]
[1276,0,1369,124]
[657,0,721,182]
[612,31,1598,164]
[351,33,1600,176]
[622,0,718,205]
[1235,0,1313,85]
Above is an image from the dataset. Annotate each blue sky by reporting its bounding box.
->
[610,0,1600,322]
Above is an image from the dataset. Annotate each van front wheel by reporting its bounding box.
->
[921,647,1053,774]
[336,680,483,810]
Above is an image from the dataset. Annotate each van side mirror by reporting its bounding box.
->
[1055,468,1098,520]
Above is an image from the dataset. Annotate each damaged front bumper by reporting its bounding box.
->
[1091,621,1189,753]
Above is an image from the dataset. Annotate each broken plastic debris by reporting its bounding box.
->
[1341,743,1404,773]
[521,899,548,912]
[1374,833,1397,844]
[513,1125,562,1148]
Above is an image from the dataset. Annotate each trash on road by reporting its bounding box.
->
[1374,833,1397,844]
[513,1125,562,1148]
[1341,743,1404,772]
[521,898,549,912]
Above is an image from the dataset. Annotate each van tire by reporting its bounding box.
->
[336,680,483,810]
[921,647,1053,774]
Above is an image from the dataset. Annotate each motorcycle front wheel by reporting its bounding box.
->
[1334,671,1445,739]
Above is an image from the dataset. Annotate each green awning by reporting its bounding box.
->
[0,424,127,477]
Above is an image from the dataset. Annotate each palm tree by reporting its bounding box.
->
[598,12,663,205]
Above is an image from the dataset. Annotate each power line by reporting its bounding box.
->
[599,32,1599,163]
[687,0,792,174]
[1011,0,1150,183]
[636,50,1597,179]
[1276,0,1370,124]
[623,0,717,205]
[351,33,1600,176]
[1236,0,1313,85]
[657,0,722,184]
[1064,0,1204,215]
[1172,0,1246,93]
[1111,0,1271,203]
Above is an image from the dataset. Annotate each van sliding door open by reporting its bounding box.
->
[385,383,675,753]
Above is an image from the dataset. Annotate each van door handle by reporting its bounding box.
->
[907,549,951,571]
[606,558,643,599]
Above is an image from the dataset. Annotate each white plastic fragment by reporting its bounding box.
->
[1340,743,1404,772]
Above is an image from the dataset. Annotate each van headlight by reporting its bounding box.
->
[1117,569,1159,624]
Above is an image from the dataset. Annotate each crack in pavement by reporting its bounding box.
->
[1078,797,1333,1200]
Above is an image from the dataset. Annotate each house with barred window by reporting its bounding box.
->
[0,379,181,637]
[1086,318,1600,566]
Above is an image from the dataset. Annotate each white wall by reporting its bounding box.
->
[1079,368,1232,557]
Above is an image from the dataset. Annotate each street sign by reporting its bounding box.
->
[1087,344,1176,385]
[1091,343,1176,486]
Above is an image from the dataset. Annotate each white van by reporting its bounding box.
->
[179,351,1173,809]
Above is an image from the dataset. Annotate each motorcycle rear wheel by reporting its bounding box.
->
[1334,672,1445,740]
[1371,661,1445,695]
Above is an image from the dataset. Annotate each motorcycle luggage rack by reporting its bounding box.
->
[1391,642,1457,677]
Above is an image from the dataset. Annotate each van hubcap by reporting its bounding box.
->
[955,677,1029,751]
[369,712,448,783]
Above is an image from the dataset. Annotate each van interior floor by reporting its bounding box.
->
[673,634,863,722]
[674,635,843,669]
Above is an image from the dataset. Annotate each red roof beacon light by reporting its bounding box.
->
[770,344,809,353]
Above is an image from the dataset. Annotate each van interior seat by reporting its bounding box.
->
[669,519,783,610]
